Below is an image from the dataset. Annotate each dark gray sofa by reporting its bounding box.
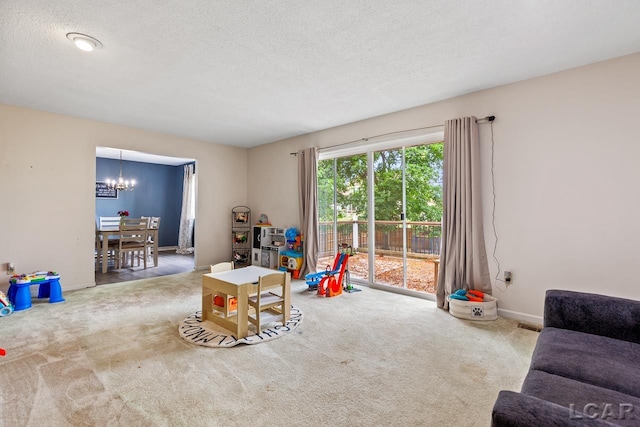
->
[492,289,640,426]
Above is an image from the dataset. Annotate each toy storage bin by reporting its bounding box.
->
[448,294,498,321]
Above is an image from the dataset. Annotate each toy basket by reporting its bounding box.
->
[448,294,498,321]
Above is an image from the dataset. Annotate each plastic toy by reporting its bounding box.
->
[319,272,340,296]
[0,348,5,357]
[343,269,361,293]
[8,271,65,311]
[0,290,13,317]
[279,250,303,279]
[214,295,237,312]
[285,227,298,242]
[305,251,350,297]
[449,289,485,302]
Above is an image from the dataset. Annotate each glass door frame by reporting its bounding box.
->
[368,147,411,290]
[318,128,444,298]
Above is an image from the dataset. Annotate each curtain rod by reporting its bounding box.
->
[290,115,495,155]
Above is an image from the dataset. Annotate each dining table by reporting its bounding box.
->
[202,266,290,339]
[95,224,159,273]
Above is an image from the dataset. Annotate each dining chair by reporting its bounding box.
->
[144,216,161,264]
[117,217,149,270]
[247,272,290,333]
[149,216,160,229]
[96,216,121,270]
[99,216,121,230]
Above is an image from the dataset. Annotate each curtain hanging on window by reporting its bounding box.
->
[436,117,491,309]
[177,163,195,255]
[298,147,318,276]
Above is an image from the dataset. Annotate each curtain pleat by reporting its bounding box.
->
[298,148,318,276]
[436,117,491,309]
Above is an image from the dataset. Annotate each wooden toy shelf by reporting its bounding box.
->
[231,206,251,267]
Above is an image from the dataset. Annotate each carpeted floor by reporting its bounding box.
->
[0,271,539,426]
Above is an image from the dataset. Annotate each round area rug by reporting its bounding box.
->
[178,305,303,348]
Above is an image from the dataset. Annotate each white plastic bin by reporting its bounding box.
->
[448,294,498,321]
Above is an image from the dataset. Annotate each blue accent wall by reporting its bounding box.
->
[96,158,186,247]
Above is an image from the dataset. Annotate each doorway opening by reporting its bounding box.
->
[95,147,196,285]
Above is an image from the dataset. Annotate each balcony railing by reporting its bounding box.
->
[318,220,441,258]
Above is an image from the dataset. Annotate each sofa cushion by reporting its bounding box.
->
[530,327,640,398]
[522,370,640,426]
[544,290,640,344]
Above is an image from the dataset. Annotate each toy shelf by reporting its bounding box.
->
[211,292,238,318]
[231,206,251,268]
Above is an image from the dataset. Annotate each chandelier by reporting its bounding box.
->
[106,151,136,191]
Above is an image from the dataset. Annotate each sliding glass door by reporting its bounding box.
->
[318,154,369,282]
[317,140,443,296]
[372,148,405,288]
[404,145,443,294]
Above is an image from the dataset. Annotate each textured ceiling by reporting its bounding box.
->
[95,147,194,166]
[2,1,640,148]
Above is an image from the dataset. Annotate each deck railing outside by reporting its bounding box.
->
[318,220,441,258]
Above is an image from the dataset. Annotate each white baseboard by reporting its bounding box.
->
[63,281,96,292]
[497,308,543,326]
[158,246,178,252]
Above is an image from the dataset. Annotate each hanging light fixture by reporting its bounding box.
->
[106,151,136,191]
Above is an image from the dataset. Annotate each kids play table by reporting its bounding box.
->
[202,266,289,339]
[8,273,65,311]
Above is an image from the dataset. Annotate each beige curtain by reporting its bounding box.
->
[298,148,318,276]
[436,117,491,309]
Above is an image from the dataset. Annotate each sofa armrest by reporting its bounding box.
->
[544,289,640,344]
[492,391,618,427]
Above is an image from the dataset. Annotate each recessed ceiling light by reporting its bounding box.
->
[66,32,102,52]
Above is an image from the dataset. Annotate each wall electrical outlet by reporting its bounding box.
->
[7,262,15,275]
[504,270,512,284]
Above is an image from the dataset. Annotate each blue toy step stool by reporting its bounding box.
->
[8,274,65,311]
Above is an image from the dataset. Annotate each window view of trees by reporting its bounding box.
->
[318,153,367,222]
[318,143,443,223]
[404,144,444,221]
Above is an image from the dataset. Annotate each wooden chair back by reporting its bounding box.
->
[99,216,121,230]
[141,216,162,262]
[210,262,234,273]
[118,218,149,270]
[141,216,161,228]
[149,216,161,230]
[247,272,289,333]
[95,217,120,270]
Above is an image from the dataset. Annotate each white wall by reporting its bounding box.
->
[248,52,640,322]
[3,52,638,320]
[0,105,248,292]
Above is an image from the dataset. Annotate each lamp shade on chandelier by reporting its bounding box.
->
[106,151,136,191]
